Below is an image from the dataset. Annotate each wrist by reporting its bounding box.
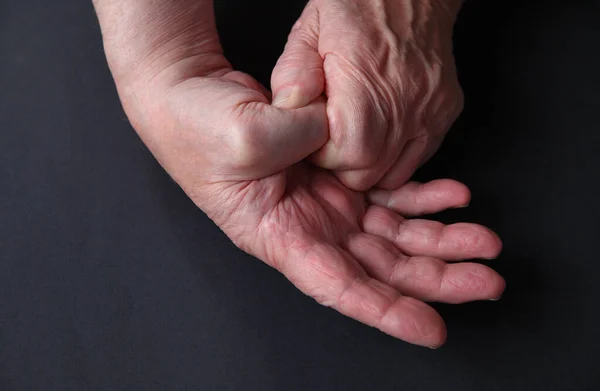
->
[93,0,228,87]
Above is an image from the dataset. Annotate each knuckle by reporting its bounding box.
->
[329,104,387,169]
[444,83,464,123]
[291,18,303,33]
[227,116,265,169]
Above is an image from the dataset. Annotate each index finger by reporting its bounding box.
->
[279,241,447,348]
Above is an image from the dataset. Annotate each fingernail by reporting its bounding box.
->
[488,296,502,301]
[366,189,391,208]
[272,86,299,108]
[455,203,470,209]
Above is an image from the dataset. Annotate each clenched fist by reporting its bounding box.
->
[93,0,504,348]
[272,0,464,190]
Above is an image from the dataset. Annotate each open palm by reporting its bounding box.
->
[212,160,504,348]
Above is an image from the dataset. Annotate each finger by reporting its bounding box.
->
[333,160,394,193]
[271,5,324,109]
[376,136,428,190]
[279,241,446,348]
[311,57,388,171]
[309,62,389,190]
[367,179,471,216]
[290,10,399,190]
[347,233,506,304]
[325,115,410,192]
[235,97,330,177]
[362,205,502,261]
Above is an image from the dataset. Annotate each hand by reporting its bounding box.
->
[94,0,504,348]
[271,0,465,190]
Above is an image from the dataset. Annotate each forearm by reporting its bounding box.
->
[92,0,227,85]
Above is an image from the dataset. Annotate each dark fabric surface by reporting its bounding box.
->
[1,0,599,389]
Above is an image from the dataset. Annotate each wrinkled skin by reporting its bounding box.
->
[272,0,465,190]
[93,0,504,348]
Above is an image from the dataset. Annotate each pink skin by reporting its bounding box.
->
[272,0,465,191]
[93,0,504,348]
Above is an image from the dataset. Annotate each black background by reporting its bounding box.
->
[1,0,600,389]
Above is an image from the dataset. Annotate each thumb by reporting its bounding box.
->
[233,96,329,179]
[271,7,324,109]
